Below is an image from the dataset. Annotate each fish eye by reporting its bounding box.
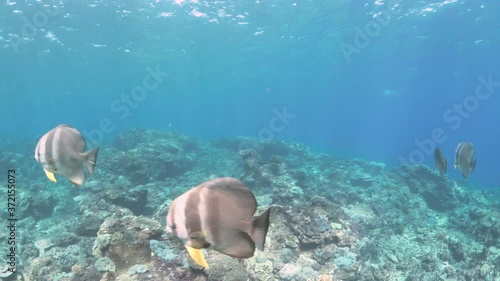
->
[171,223,176,229]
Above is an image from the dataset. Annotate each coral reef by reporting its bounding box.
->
[103,128,198,186]
[92,208,162,275]
[34,239,53,256]
[4,128,499,280]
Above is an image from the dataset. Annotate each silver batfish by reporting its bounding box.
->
[166,177,271,268]
[35,124,98,186]
[454,142,476,178]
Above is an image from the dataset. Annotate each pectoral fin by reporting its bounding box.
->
[185,246,209,268]
[188,232,210,248]
[44,170,57,182]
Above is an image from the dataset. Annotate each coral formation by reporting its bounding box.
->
[5,128,500,280]
[92,208,162,275]
[104,128,197,185]
[34,239,52,256]
[0,264,13,279]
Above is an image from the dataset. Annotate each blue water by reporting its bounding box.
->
[1,0,499,188]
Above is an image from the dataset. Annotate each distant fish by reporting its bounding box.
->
[166,177,271,268]
[35,124,99,186]
[433,147,447,176]
[454,142,476,178]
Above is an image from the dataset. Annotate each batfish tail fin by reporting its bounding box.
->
[470,159,477,173]
[83,148,99,174]
[251,208,271,251]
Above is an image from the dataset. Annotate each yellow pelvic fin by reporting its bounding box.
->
[185,246,209,268]
[44,170,57,182]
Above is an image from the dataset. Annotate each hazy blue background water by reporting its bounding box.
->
[1,0,499,188]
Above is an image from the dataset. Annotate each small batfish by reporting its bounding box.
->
[454,142,476,178]
[434,147,447,176]
[166,177,271,268]
[35,124,99,186]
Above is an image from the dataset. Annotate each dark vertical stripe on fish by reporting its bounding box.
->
[186,188,202,235]
[35,139,41,162]
[170,201,177,237]
[45,128,57,170]
[208,187,221,249]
